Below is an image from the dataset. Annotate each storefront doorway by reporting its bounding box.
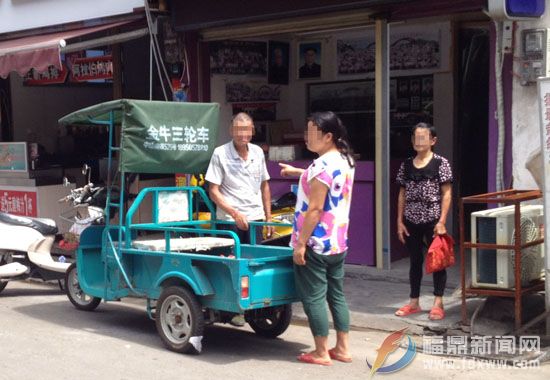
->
[456,27,490,239]
[0,78,10,141]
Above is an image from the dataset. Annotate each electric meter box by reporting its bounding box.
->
[520,28,550,85]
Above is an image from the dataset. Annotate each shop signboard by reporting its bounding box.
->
[24,64,69,85]
[0,142,28,172]
[0,189,37,217]
[69,55,113,82]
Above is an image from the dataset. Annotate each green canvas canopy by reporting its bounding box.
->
[59,99,220,174]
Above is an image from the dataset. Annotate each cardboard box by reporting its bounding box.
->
[257,120,293,145]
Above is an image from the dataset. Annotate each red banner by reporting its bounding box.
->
[0,190,37,217]
[70,55,113,82]
[23,64,69,85]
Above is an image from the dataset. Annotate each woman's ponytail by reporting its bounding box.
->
[308,112,355,168]
[336,137,355,168]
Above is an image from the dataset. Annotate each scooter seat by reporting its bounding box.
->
[0,212,58,235]
[0,262,28,278]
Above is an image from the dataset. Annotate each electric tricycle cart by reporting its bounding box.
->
[59,100,297,354]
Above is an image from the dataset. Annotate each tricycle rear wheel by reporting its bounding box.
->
[156,286,204,354]
[65,263,101,311]
[247,304,292,338]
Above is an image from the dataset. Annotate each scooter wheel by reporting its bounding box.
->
[156,286,204,354]
[65,263,101,311]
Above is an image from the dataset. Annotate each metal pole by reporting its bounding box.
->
[460,197,467,326]
[536,77,550,334]
[514,201,522,331]
[375,18,390,269]
[149,36,153,101]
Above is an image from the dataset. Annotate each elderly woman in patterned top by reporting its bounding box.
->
[279,111,355,366]
[395,123,453,321]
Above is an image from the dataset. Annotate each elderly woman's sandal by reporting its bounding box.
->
[428,306,445,320]
[395,304,422,317]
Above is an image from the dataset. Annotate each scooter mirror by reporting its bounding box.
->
[62,177,71,187]
[82,164,91,184]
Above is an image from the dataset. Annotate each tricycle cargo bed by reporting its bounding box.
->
[192,244,296,312]
[76,226,296,312]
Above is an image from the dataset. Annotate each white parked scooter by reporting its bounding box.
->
[0,168,104,294]
[0,210,68,292]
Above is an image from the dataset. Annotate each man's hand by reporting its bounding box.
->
[232,210,249,231]
[293,244,306,266]
[265,224,275,239]
[397,221,410,244]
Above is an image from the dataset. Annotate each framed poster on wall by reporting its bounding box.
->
[0,142,28,172]
[307,79,397,114]
[336,22,451,76]
[209,40,267,75]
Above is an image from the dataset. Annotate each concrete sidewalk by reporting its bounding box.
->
[292,255,484,336]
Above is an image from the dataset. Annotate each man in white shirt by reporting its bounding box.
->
[205,112,273,245]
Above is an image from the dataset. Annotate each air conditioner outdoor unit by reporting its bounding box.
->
[471,204,545,289]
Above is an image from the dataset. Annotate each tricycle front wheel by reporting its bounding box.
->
[247,304,292,338]
[65,263,101,311]
[156,286,204,354]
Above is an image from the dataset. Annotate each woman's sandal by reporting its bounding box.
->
[297,353,333,366]
[428,306,445,320]
[395,304,422,317]
[328,348,353,363]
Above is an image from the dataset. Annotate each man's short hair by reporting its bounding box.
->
[232,112,253,126]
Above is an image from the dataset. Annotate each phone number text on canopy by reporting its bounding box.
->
[143,141,209,152]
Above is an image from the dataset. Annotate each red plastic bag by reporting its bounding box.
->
[425,234,455,274]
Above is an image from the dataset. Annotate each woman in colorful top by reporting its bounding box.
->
[395,123,453,321]
[279,111,355,366]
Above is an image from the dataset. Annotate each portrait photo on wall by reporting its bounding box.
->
[298,42,322,79]
[268,41,289,85]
